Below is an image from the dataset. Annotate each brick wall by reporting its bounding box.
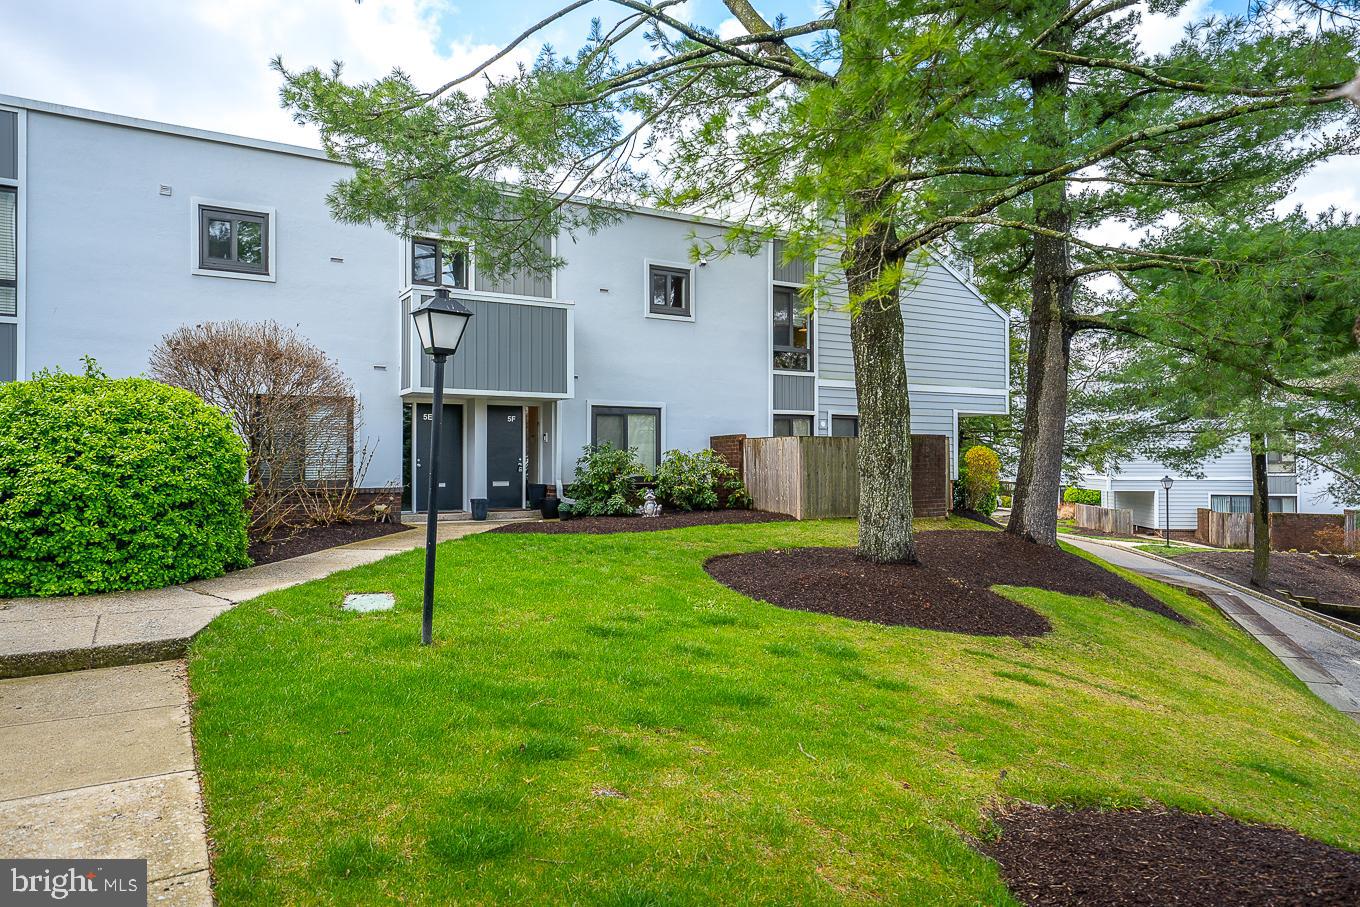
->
[710,434,747,474]
[912,434,950,518]
[1269,512,1348,554]
[350,487,403,520]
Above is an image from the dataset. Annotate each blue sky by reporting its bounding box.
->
[0,0,1351,213]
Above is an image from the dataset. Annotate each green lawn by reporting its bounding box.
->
[189,518,1360,905]
[1134,543,1215,558]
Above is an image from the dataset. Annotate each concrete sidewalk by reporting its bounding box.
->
[1064,535,1360,722]
[0,523,495,678]
[0,662,211,905]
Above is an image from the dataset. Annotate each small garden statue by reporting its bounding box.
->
[640,488,662,518]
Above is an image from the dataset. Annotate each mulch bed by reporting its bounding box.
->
[1176,551,1360,607]
[981,803,1360,906]
[703,530,1187,637]
[490,509,793,535]
[246,521,409,567]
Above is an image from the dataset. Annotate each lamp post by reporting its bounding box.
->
[1160,474,1174,548]
[410,288,474,645]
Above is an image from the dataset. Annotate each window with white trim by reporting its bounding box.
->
[648,264,691,317]
[592,405,661,470]
[0,187,15,317]
[1210,495,1252,514]
[773,414,812,437]
[198,205,269,275]
[773,286,812,371]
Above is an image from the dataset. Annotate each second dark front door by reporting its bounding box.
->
[487,405,524,509]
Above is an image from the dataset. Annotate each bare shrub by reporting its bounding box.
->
[149,320,374,540]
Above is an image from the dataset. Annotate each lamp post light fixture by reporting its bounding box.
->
[1160,474,1174,547]
[410,288,474,645]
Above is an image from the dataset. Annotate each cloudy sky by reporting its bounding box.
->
[2,0,1354,215]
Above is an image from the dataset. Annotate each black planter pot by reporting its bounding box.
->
[471,498,488,521]
[541,497,560,519]
[527,483,547,509]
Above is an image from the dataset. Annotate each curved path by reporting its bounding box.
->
[1064,536,1360,722]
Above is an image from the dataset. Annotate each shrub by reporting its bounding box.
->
[1000,494,1013,508]
[655,449,752,511]
[1063,487,1103,506]
[0,368,250,596]
[956,445,1001,515]
[568,443,643,516]
[149,320,371,540]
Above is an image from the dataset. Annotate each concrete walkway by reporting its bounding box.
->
[0,523,494,678]
[0,662,211,904]
[1064,535,1360,722]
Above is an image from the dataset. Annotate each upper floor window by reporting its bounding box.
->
[647,263,692,318]
[1265,435,1296,475]
[412,238,468,289]
[198,205,269,276]
[0,187,15,318]
[773,286,812,371]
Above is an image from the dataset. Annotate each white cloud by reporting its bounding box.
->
[0,0,525,146]
[1134,0,1213,55]
[717,18,746,41]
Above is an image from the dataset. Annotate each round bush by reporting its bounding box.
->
[1063,487,1103,506]
[0,372,250,596]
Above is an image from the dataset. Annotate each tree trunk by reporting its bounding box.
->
[1250,432,1271,588]
[845,209,916,564]
[1007,62,1073,548]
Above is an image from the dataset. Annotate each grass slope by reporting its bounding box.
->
[189,518,1360,905]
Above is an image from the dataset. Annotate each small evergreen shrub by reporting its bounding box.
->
[0,368,250,596]
[655,449,752,511]
[1063,488,1103,506]
[568,443,643,516]
[956,445,1001,515]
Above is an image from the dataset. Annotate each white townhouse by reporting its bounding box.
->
[0,95,1010,514]
[1081,444,1346,532]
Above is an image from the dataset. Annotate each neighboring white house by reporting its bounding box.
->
[1080,444,1346,532]
[0,94,1010,513]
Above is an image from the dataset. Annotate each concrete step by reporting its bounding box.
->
[485,509,541,522]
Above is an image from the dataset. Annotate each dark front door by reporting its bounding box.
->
[415,403,464,512]
[487,405,524,509]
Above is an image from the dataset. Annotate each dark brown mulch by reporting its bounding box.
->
[1177,550,1360,607]
[245,520,409,567]
[703,530,1187,637]
[956,508,1004,529]
[981,803,1360,907]
[490,509,793,535]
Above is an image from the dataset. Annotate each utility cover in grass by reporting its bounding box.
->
[342,593,395,613]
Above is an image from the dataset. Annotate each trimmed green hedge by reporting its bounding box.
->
[0,371,250,596]
[1063,487,1103,506]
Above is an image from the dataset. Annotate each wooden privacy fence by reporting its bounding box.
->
[741,435,950,520]
[1074,503,1133,536]
[1196,508,1253,549]
[1347,510,1359,553]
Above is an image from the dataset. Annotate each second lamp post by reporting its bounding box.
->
[410,288,474,645]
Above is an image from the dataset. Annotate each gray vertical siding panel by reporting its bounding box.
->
[426,298,568,394]
[0,323,15,381]
[772,239,808,285]
[773,373,815,411]
[0,112,16,181]
[814,253,1009,389]
[476,232,554,298]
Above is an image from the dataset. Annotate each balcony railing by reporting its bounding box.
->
[400,288,574,399]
